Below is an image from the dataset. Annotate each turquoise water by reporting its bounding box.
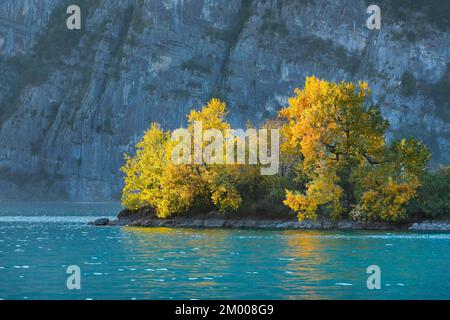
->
[0,202,448,300]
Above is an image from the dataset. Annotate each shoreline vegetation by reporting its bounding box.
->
[106,77,449,230]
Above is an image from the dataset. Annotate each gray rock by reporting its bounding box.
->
[93,218,110,226]
[337,221,357,229]
[408,221,450,232]
[410,223,419,230]
[203,219,226,228]
[0,1,448,200]
[117,209,134,219]
[276,221,294,228]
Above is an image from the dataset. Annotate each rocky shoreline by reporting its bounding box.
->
[88,208,450,232]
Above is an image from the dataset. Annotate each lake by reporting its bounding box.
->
[0,202,448,300]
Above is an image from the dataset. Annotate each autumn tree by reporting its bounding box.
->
[280,77,429,222]
[121,123,171,212]
[185,98,243,213]
[122,99,250,217]
[120,122,202,217]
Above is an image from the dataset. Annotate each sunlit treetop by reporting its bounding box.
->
[280,76,429,222]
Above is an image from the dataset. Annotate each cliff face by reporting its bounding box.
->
[0,0,449,200]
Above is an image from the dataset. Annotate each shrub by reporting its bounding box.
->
[408,167,450,218]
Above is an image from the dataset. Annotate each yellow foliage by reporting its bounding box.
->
[121,79,430,223]
[284,172,343,221]
[121,98,250,218]
[280,76,429,222]
[359,177,420,222]
[121,123,171,211]
[188,98,230,132]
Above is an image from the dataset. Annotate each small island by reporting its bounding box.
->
[91,77,450,232]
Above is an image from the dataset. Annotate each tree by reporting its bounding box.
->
[121,99,244,217]
[280,76,429,222]
[121,123,171,212]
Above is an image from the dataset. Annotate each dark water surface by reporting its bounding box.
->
[0,202,448,299]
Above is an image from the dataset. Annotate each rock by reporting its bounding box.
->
[108,219,121,226]
[242,220,258,228]
[139,206,156,218]
[257,220,278,228]
[410,223,419,230]
[93,218,110,226]
[0,1,448,201]
[203,219,226,228]
[408,221,450,232]
[277,221,297,228]
[117,209,133,219]
[94,207,450,232]
[337,221,356,229]
[321,220,334,229]
[116,206,156,225]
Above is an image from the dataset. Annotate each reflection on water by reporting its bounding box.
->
[0,203,449,299]
[121,228,233,298]
[281,231,332,299]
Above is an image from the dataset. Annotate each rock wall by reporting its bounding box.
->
[0,0,449,200]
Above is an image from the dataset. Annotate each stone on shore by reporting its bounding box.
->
[89,208,450,232]
[409,221,450,232]
[93,218,110,226]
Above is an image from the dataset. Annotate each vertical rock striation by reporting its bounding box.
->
[0,0,448,200]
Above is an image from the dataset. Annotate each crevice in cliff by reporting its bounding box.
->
[108,4,135,81]
[216,0,254,91]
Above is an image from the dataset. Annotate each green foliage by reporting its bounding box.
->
[408,167,450,217]
[235,173,296,216]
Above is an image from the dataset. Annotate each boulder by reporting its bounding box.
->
[93,218,110,226]
[117,209,133,219]
[203,219,226,228]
